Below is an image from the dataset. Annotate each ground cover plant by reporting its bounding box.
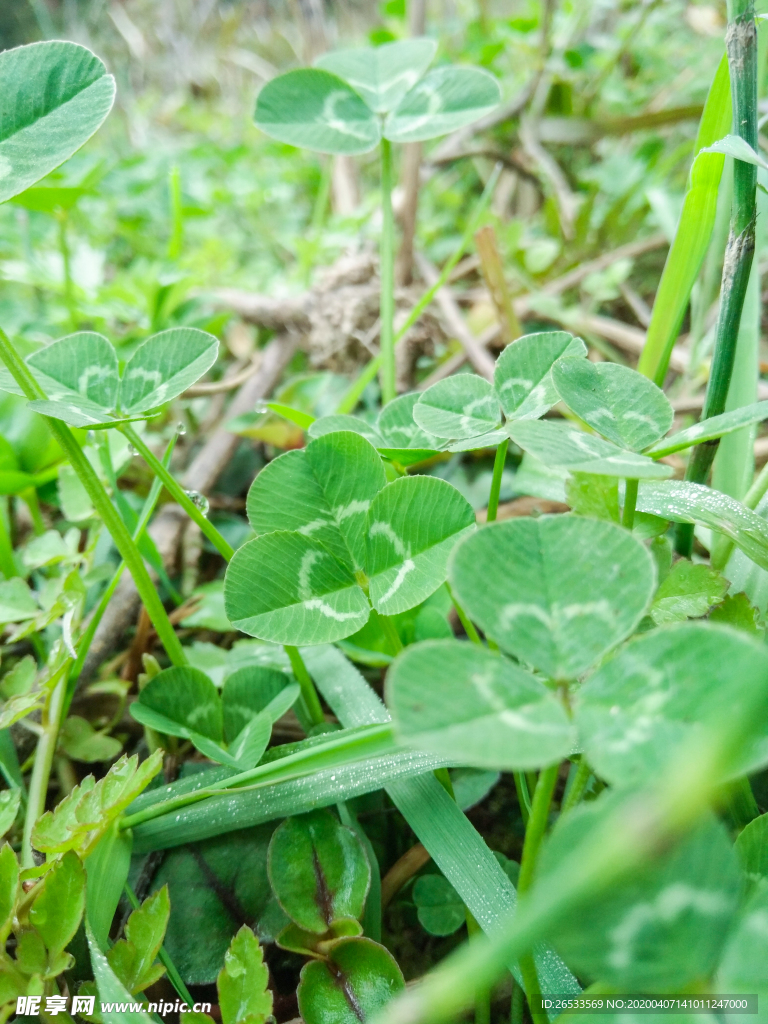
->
[4,1,768,1023]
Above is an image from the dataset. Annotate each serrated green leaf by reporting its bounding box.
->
[30,850,85,956]
[637,480,768,572]
[387,640,574,769]
[539,799,739,989]
[218,925,272,1024]
[255,69,380,155]
[648,400,768,457]
[0,789,20,841]
[449,516,655,680]
[0,41,115,203]
[709,591,764,636]
[413,874,465,936]
[384,66,500,143]
[494,331,586,420]
[268,809,370,933]
[108,887,169,994]
[565,472,619,521]
[508,419,672,478]
[224,531,370,645]
[366,476,475,616]
[59,716,123,762]
[650,560,729,625]
[575,623,768,786]
[297,937,405,1024]
[247,432,386,571]
[414,374,499,440]
[0,578,38,622]
[553,359,673,451]
[118,327,219,413]
[315,39,437,113]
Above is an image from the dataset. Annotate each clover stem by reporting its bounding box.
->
[621,478,638,530]
[517,762,559,1024]
[22,670,67,868]
[380,137,397,405]
[0,328,186,669]
[120,424,234,561]
[487,440,509,523]
[446,583,482,645]
[380,614,403,654]
[676,0,757,556]
[285,645,326,728]
[561,757,591,815]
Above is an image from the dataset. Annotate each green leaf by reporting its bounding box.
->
[32,750,163,856]
[648,400,768,457]
[315,39,437,113]
[268,809,370,933]
[575,622,768,786]
[387,640,574,769]
[297,937,405,1024]
[119,327,219,413]
[565,472,619,521]
[1,655,37,698]
[0,578,39,622]
[255,69,380,155]
[0,41,115,203]
[449,516,655,680]
[366,476,475,615]
[108,887,169,994]
[151,823,283,985]
[10,184,87,213]
[553,359,673,451]
[228,714,272,772]
[221,666,295,743]
[218,925,272,1024]
[85,821,132,952]
[59,715,123,762]
[384,66,500,143]
[735,813,768,887]
[246,432,386,571]
[508,420,672,478]
[0,789,20,840]
[413,874,465,936]
[26,332,118,414]
[717,881,768,1003]
[709,591,764,636]
[131,666,224,754]
[414,374,499,440]
[376,393,442,464]
[494,331,586,420]
[539,798,739,989]
[701,132,768,168]
[224,531,370,645]
[308,415,386,449]
[265,402,316,429]
[30,850,85,956]
[0,843,19,944]
[637,480,768,572]
[650,560,729,625]
[87,921,154,1024]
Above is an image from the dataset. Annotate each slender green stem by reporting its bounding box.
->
[487,440,509,523]
[510,980,524,1024]
[121,424,234,561]
[168,165,183,260]
[380,138,396,406]
[285,645,325,728]
[57,211,77,330]
[336,164,502,414]
[446,583,482,645]
[22,487,45,535]
[0,328,186,667]
[621,478,638,531]
[124,883,194,1005]
[517,763,560,1024]
[380,614,404,654]
[65,437,177,713]
[0,499,16,579]
[561,758,591,815]
[513,772,531,826]
[22,670,67,868]
[120,723,395,831]
[676,0,757,556]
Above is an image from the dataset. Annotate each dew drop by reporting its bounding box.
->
[127,444,138,457]
[176,421,187,437]
[184,489,210,516]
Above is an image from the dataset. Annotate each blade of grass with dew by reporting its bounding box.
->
[638,53,731,385]
[336,164,502,414]
[301,644,580,999]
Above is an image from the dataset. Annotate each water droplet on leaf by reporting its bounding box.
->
[184,489,210,516]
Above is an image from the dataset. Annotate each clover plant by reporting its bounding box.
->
[3,23,768,1024]
[254,39,501,405]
